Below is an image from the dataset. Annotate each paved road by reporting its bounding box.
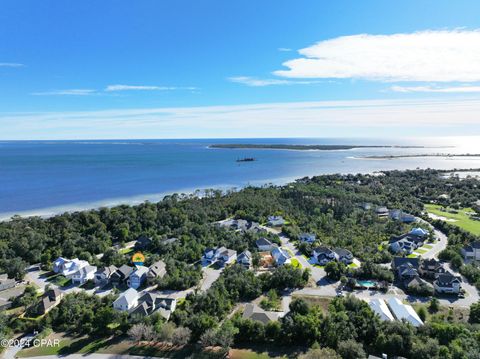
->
[1,334,35,359]
[420,229,447,260]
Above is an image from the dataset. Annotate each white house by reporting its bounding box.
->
[71,265,97,285]
[434,272,462,294]
[113,288,139,311]
[256,238,274,252]
[368,299,394,322]
[461,241,480,261]
[54,258,90,278]
[387,298,423,327]
[128,265,149,289]
[271,247,291,266]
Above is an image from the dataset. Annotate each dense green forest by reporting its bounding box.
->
[1,169,480,358]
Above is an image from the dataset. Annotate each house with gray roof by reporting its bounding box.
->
[111,264,135,287]
[313,246,338,265]
[147,260,166,284]
[94,265,118,286]
[333,248,353,264]
[242,303,280,324]
[113,288,139,312]
[237,250,252,268]
[130,292,177,320]
[256,237,274,252]
[461,241,480,261]
[434,272,462,294]
[271,247,291,266]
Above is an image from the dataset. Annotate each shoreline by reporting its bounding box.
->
[3,167,480,223]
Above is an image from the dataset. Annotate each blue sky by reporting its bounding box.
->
[2,0,480,139]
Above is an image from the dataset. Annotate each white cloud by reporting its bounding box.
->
[278,48,292,52]
[31,89,96,96]
[2,98,480,139]
[105,84,176,92]
[0,62,24,67]
[275,30,480,82]
[391,85,480,93]
[228,76,319,87]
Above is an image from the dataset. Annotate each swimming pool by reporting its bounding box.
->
[357,280,377,288]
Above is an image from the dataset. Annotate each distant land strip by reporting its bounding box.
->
[209,144,427,151]
[358,153,480,159]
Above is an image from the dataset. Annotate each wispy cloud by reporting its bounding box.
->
[0,62,24,67]
[2,98,480,139]
[275,30,480,82]
[31,89,96,96]
[391,85,480,93]
[278,48,292,52]
[105,84,176,92]
[228,76,319,87]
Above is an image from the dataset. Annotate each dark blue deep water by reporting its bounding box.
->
[0,137,479,218]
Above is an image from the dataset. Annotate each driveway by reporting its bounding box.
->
[200,267,223,291]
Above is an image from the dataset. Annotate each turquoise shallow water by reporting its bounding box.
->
[0,137,479,218]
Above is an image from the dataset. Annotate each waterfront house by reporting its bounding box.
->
[387,298,424,327]
[267,215,285,227]
[113,288,139,311]
[94,265,118,286]
[128,265,149,289]
[313,246,338,265]
[368,299,394,321]
[461,241,480,261]
[434,272,462,294]
[299,233,316,243]
[147,260,166,284]
[271,247,291,266]
[36,288,63,315]
[333,248,353,265]
[111,264,135,287]
[237,250,252,268]
[0,274,15,291]
[242,303,281,324]
[71,265,97,285]
[256,237,274,252]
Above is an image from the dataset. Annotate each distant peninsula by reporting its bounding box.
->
[357,153,480,159]
[209,144,425,151]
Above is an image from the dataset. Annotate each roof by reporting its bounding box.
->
[114,288,138,306]
[97,265,118,276]
[148,260,166,276]
[238,250,252,260]
[368,299,394,321]
[464,241,480,251]
[243,303,279,324]
[131,265,149,277]
[387,298,423,327]
[313,246,334,256]
[75,265,97,277]
[410,228,429,237]
[435,272,462,287]
[115,264,135,278]
[271,247,290,262]
[256,237,273,247]
[333,248,352,258]
[392,257,420,269]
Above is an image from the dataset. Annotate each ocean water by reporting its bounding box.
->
[0,137,479,219]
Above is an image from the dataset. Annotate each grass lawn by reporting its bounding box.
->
[425,204,480,235]
[46,274,70,287]
[348,262,359,268]
[407,253,419,258]
[292,294,332,313]
[290,258,302,268]
[415,248,428,254]
[118,247,134,255]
